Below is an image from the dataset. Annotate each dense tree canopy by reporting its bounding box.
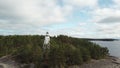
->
[0,35,109,68]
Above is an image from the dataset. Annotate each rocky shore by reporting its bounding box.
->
[0,55,20,68]
[0,56,120,68]
[69,56,120,68]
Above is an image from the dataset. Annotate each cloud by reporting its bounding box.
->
[0,0,74,35]
[0,0,98,35]
[0,0,71,26]
[91,7,120,23]
[85,0,120,38]
[88,0,120,23]
[114,0,120,7]
[0,0,119,38]
[93,23,120,38]
[1,0,97,28]
[63,0,98,8]
[97,16,120,23]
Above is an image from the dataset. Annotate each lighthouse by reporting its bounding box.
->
[42,32,50,68]
[43,32,50,50]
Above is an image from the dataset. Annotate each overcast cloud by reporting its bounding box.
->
[98,16,120,23]
[0,0,120,38]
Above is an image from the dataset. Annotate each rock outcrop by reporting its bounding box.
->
[69,56,120,68]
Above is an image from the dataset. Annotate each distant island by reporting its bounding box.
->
[81,38,119,41]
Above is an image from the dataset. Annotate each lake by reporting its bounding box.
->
[92,40,120,58]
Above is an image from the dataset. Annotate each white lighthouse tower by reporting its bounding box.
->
[43,32,50,50]
[42,32,50,68]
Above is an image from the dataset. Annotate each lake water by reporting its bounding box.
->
[92,40,120,58]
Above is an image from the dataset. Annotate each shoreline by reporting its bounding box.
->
[69,56,120,68]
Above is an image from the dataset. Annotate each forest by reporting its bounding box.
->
[0,35,109,68]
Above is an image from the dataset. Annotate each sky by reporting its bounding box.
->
[0,0,120,38]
